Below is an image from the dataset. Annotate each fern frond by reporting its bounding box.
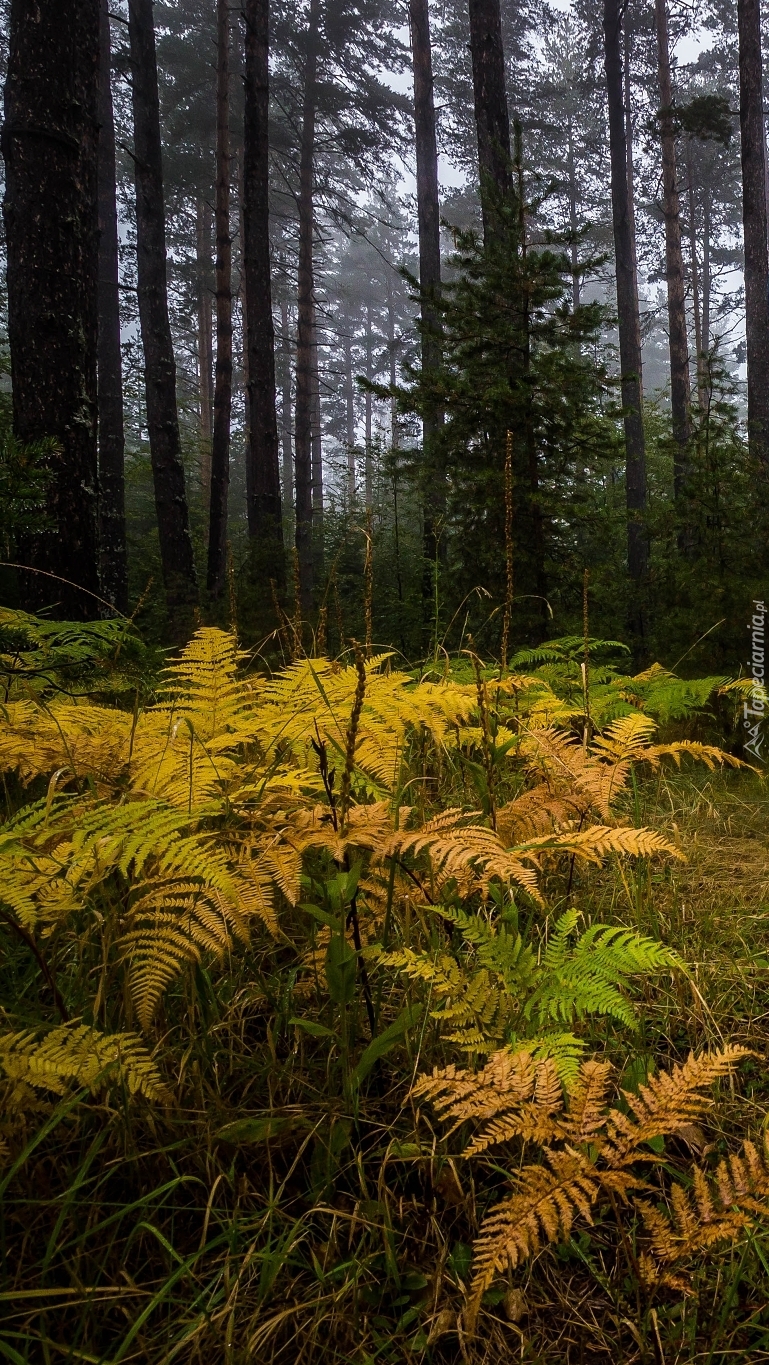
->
[526,914,682,1029]
[605,1046,754,1164]
[0,1022,168,1100]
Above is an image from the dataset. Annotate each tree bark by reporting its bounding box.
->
[207,0,232,597]
[603,0,648,587]
[129,0,197,634]
[567,119,580,310]
[295,0,320,610]
[310,301,323,535]
[702,187,711,366]
[243,0,283,571]
[196,198,213,508]
[655,0,691,495]
[686,153,705,408]
[409,0,445,615]
[343,319,356,503]
[467,0,512,237]
[3,0,101,617]
[737,0,769,467]
[365,300,374,508]
[97,0,128,613]
[280,300,293,511]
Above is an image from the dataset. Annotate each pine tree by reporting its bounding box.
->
[3,0,101,617]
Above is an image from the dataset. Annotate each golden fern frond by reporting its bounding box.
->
[562,1059,615,1144]
[120,873,258,1028]
[605,1046,754,1165]
[159,627,253,742]
[467,1149,644,1318]
[639,740,747,771]
[496,785,588,841]
[591,713,658,761]
[523,824,683,863]
[0,1022,168,1100]
[0,699,133,789]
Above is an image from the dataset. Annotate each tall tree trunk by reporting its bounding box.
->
[343,320,356,504]
[467,0,512,237]
[280,300,293,511]
[310,302,323,538]
[655,0,691,499]
[702,187,711,368]
[196,198,213,507]
[737,0,769,468]
[128,0,198,634]
[623,26,642,356]
[686,154,705,408]
[387,275,398,451]
[207,0,232,597]
[603,0,648,589]
[243,0,283,572]
[567,118,580,310]
[3,0,100,617]
[365,301,374,509]
[97,0,128,613]
[294,0,320,610]
[409,0,445,615]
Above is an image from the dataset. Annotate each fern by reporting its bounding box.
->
[375,904,680,1053]
[415,1043,754,1324]
[525,909,682,1029]
[0,1021,168,1100]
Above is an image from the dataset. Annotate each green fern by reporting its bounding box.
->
[525,910,682,1029]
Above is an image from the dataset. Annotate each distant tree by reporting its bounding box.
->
[409,0,445,609]
[736,0,769,468]
[467,0,512,234]
[3,0,101,617]
[129,0,198,636]
[243,0,283,578]
[603,0,648,596]
[207,0,233,597]
[98,0,128,614]
[654,0,691,511]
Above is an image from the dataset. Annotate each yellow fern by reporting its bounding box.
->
[0,1022,168,1101]
[416,1044,754,1325]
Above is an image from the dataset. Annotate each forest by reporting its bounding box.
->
[4,0,769,1360]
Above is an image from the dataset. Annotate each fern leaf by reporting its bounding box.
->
[0,1022,168,1100]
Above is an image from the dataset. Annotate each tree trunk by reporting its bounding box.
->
[207,0,232,597]
[243,0,283,571]
[387,276,398,451]
[737,0,769,467]
[567,118,580,310]
[128,0,198,634]
[365,301,374,508]
[623,26,641,362]
[280,300,293,511]
[294,0,320,611]
[686,154,705,408]
[97,0,128,613]
[603,0,648,588]
[343,320,356,504]
[196,198,213,507]
[409,0,445,616]
[702,187,711,366]
[310,302,323,537]
[467,0,512,236]
[3,0,101,617]
[655,0,691,497]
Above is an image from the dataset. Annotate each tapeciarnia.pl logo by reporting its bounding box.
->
[744,599,766,761]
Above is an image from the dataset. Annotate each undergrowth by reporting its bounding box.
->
[1,608,769,1362]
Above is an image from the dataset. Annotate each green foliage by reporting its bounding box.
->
[0,607,153,700]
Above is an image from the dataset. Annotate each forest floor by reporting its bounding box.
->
[4,630,769,1364]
